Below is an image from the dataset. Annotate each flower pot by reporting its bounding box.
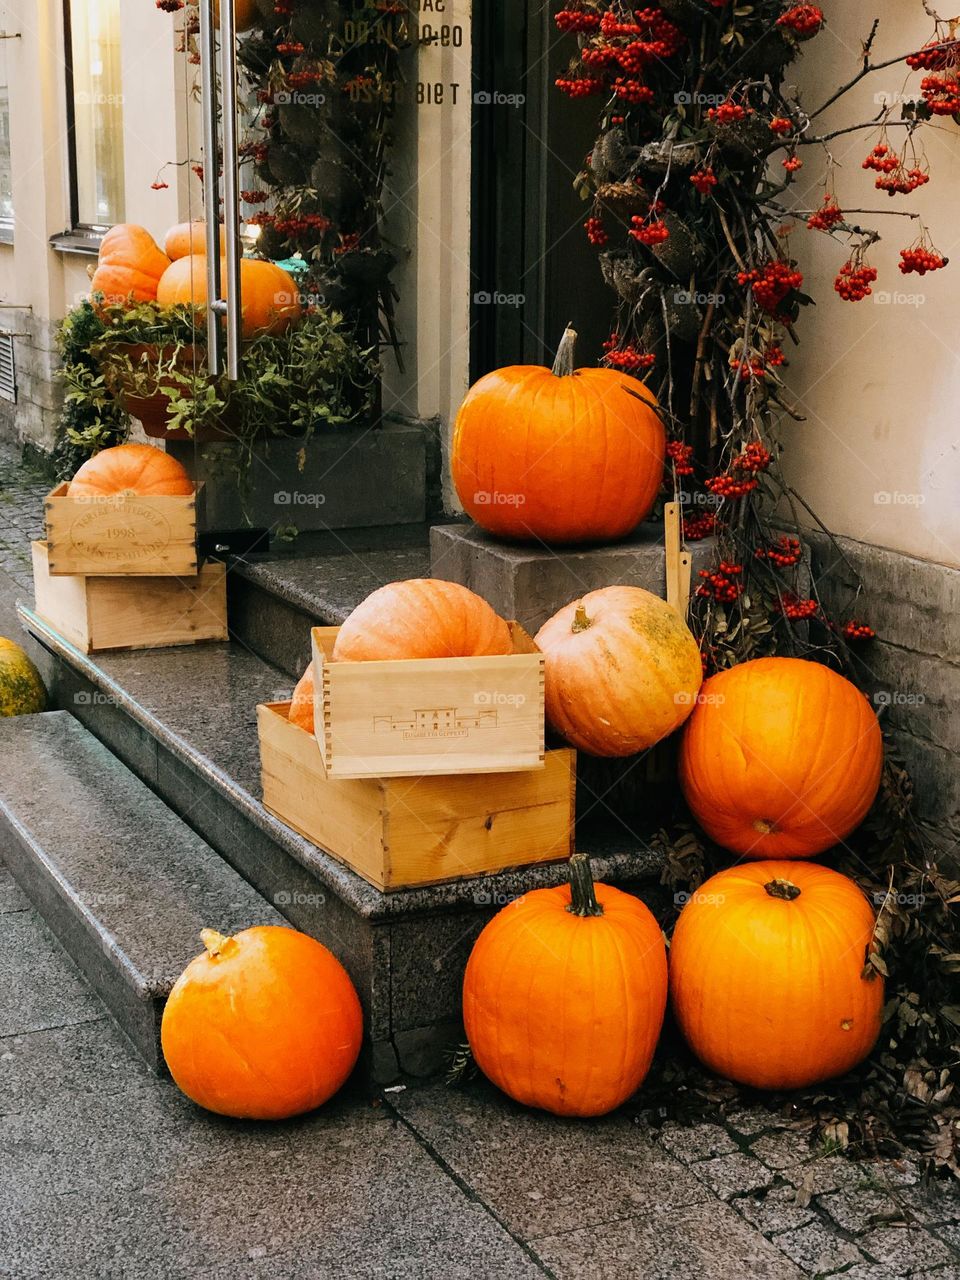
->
[96,342,234,442]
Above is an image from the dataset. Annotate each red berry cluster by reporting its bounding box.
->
[769,116,794,135]
[755,535,802,567]
[705,473,758,499]
[765,344,785,366]
[708,101,750,123]
[150,179,170,191]
[584,216,609,246]
[834,260,878,301]
[613,78,655,104]
[738,261,803,315]
[842,619,876,641]
[240,189,270,204]
[906,37,960,71]
[862,142,898,174]
[806,196,844,231]
[921,72,960,115]
[666,440,695,475]
[876,165,929,196]
[776,5,824,37]
[288,69,326,88]
[601,337,656,371]
[276,41,306,56]
[683,512,717,541]
[777,594,819,620]
[630,217,670,245]
[782,154,803,172]
[697,562,744,604]
[335,232,361,255]
[690,168,718,195]
[555,9,602,33]
[732,357,766,381]
[555,76,605,97]
[736,442,773,472]
[899,245,948,275]
[155,0,184,11]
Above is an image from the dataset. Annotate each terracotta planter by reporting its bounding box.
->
[97,342,234,442]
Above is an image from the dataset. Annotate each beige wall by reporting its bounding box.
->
[785,3,960,568]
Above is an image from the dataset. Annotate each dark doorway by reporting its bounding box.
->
[470,2,611,380]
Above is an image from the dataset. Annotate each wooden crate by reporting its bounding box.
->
[258,702,575,891]
[309,623,545,780]
[31,541,227,654]
[44,482,202,576]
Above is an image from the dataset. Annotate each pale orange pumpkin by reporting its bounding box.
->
[69,443,193,498]
[289,664,315,734]
[679,656,883,858]
[463,853,668,1116]
[160,925,363,1120]
[156,255,302,338]
[89,224,171,307]
[670,861,884,1090]
[332,579,513,663]
[534,586,702,756]
[451,326,665,544]
[163,221,227,261]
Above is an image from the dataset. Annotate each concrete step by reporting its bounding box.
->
[0,711,284,1071]
[19,601,666,1081]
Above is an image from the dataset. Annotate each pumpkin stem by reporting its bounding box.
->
[763,879,802,902]
[551,325,579,378]
[200,928,237,958]
[567,853,605,917]
[572,603,593,634]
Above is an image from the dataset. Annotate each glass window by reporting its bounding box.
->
[65,0,125,228]
[0,6,13,224]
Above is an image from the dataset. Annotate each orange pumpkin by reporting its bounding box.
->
[161,925,363,1120]
[534,586,702,756]
[156,255,302,338]
[68,443,193,498]
[451,326,665,544]
[679,656,883,858]
[332,579,513,662]
[463,853,668,1116]
[89,224,171,307]
[163,221,227,261]
[289,664,315,734]
[670,861,884,1090]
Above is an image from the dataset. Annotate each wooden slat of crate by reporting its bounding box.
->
[258,702,575,891]
[44,482,202,577]
[31,541,227,653]
[310,622,545,780]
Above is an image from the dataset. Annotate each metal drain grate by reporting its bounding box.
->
[0,330,16,403]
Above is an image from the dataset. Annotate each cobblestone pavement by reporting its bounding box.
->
[1,442,959,1277]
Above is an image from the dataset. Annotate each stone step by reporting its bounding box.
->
[19,601,666,1081]
[0,711,285,1071]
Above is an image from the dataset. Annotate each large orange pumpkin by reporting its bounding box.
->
[163,221,227,261]
[161,925,363,1120]
[451,326,665,544]
[89,224,171,307]
[289,664,315,734]
[463,853,668,1116]
[156,255,302,338]
[332,579,513,662]
[679,657,883,858]
[670,861,884,1090]
[68,443,193,498]
[534,586,702,756]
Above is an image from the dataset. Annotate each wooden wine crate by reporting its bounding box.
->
[308,623,545,780]
[43,482,203,576]
[31,541,227,654]
[258,702,575,891]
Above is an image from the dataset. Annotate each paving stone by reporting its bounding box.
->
[0,909,102,1037]
[774,1219,865,1273]
[726,1105,787,1136]
[690,1151,779,1200]
[819,1185,944,1234]
[657,1120,738,1164]
[857,1223,955,1273]
[751,1128,816,1170]
[389,1080,706,1238]
[732,1183,818,1236]
[532,1199,806,1279]
[781,1155,885,1197]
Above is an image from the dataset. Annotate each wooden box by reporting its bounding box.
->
[258,702,575,891]
[308,623,545,780]
[43,482,202,576]
[31,541,227,653]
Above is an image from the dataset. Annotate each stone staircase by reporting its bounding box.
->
[3,530,669,1085]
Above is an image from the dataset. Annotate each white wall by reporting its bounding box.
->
[785,3,960,568]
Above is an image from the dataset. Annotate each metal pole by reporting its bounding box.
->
[220,0,243,381]
[199,0,224,375]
